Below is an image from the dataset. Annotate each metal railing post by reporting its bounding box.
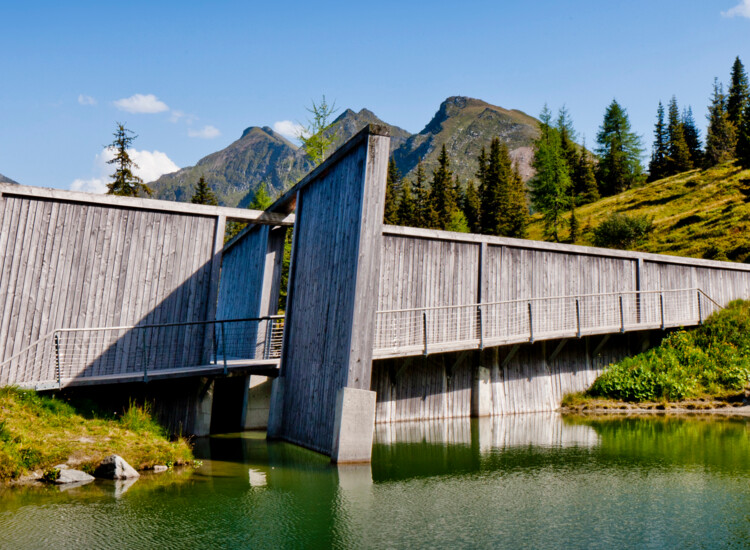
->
[697,290,703,325]
[619,295,625,333]
[528,302,534,343]
[54,332,61,387]
[423,311,428,356]
[575,299,581,338]
[478,305,484,350]
[660,293,665,330]
[264,319,273,360]
[221,321,227,375]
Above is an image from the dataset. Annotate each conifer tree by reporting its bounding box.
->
[575,140,600,204]
[299,95,338,166]
[479,138,505,235]
[384,158,401,224]
[190,176,218,205]
[463,180,481,233]
[430,145,459,230]
[737,101,750,169]
[681,106,703,167]
[106,123,152,197]
[396,180,415,226]
[595,100,644,195]
[705,79,737,166]
[530,106,571,242]
[412,162,438,229]
[648,101,669,181]
[727,56,749,129]
[249,186,273,210]
[504,162,529,239]
[569,187,579,243]
[556,106,579,171]
[666,96,692,174]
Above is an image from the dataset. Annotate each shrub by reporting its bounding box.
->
[592,213,654,249]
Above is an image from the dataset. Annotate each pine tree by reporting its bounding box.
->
[569,187,579,243]
[299,95,338,166]
[504,162,529,239]
[412,162,438,229]
[384,158,401,224]
[463,180,481,233]
[106,123,152,197]
[576,141,600,204]
[396,180,415,226]
[666,96,692,174]
[190,176,218,206]
[648,101,669,181]
[705,79,737,166]
[727,56,749,129]
[595,100,644,195]
[557,106,579,171]
[430,145,459,230]
[737,101,750,169]
[530,106,571,242]
[681,106,703,167]
[249,186,273,210]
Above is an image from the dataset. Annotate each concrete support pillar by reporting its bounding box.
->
[193,379,214,436]
[242,375,273,430]
[331,387,377,463]
[472,352,492,417]
[267,377,285,439]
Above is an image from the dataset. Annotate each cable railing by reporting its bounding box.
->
[373,288,722,358]
[0,316,284,389]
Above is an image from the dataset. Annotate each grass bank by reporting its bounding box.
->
[0,388,193,481]
[565,300,750,407]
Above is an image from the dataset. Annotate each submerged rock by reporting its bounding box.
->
[94,455,140,480]
[153,465,169,473]
[55,469,95,485]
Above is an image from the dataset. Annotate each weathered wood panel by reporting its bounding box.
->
[0,187,221,385]
[277,126,389,456]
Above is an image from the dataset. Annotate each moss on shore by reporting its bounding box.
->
[0,388,193,481]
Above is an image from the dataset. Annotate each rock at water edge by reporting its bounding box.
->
[94,455,140,479]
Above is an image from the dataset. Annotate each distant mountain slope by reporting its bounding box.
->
[150,109,411,207]
[527,162,750,262]
[0,173,18,185]
[394,97,540,183]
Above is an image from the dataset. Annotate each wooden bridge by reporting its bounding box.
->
[2,124,750,462]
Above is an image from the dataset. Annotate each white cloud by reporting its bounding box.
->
[273,120,307,140]
[70,147,179,193]
[188,125,221,139]
[113,93,169,114]
[78,94,96,106]
[71,177,107,194]
[722,0,750,18]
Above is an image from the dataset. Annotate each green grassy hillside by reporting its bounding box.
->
[528,161,750,262]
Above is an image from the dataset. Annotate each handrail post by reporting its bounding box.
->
[423,311,428,356]
[264,319,273,360]
[660,293,665,330]
[697,291,703,325]
[575,299,581,338]
[528,302,534,343]
[478,305,484,350]
[221,321,228,375]
[54,331,61,387]
[619,295,625,333]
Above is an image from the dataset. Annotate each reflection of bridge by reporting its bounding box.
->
[2,124,750,464]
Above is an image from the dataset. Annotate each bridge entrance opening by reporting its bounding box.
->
[210,376,247,434]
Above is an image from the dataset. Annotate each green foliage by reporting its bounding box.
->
[592,212,653,249]
[682,106,703,167]
[727,56,749,129]
[190,176,218,206]
[411,162,438,229]
[396,180,415,226]
[462,180,481,233]
[299,95,338,166]
[530,106,571,241]
[596,99,644,195]
[666,96,693,174]
[575,141,599,204]
[705,79,737,166]
[588,300,750,402]
[430,145,460,230]
[384,159,401,225]
[41,467,61,483]
[106,123,153,197]
[737,101,750,169]
[249,186,273,210]
[649,101,669,181]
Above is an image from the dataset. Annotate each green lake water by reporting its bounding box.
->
[1,413,748,549]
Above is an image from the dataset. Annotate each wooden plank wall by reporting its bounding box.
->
[0,190,219,383]
[277,126,389,456]
[216,225,270,320]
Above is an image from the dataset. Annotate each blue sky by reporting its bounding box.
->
[1,0,749,191]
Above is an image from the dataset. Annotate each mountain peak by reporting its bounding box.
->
[0,172,18,185]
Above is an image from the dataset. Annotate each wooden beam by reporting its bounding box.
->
[0,183,295,225]
[501,344,521,368]
[548,339,568,362]
[592,334,611,358]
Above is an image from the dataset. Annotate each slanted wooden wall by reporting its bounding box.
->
[274,125,390,455]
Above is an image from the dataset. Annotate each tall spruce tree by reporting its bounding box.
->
[728,56,749,129]
[530,106,571,242]
[649,101,669,181]
[705,79,737,166]
[576,140,600,203]
[505,161,529,238]
[190,176,218,205]
[595,100,644,195]
[463,180,481,233]
[106,123,152,197]
[430,145,459,230]
[396,180,415,226]
[681,106,703,166]
[666,96,692,174]
[737,101,750,169]
[384,158,401,224]
[412,162,438,229]
[557,106,579,170]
